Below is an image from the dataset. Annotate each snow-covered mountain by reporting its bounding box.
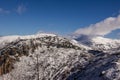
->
[0,33,92,80]
[75,35,120,52]
[0,33,120,80]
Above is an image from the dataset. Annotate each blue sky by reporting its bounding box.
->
[0,0,120,38]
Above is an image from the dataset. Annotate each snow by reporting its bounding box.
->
[104,59,120,80]
[75,35,120,50]
[92,36,120,45]
[0,35,20,48]
[0,33,120,80]
[0,47,92,80]
[87,36,120,50]
[0,33,57,48]
[19,33,56,39]
[71,39,91,50]
[0,33,93,80]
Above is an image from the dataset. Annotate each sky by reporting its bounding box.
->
[0,0,120,38]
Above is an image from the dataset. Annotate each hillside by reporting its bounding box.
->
[0,33,92,80]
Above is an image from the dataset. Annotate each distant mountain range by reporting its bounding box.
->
[0,33,120,80]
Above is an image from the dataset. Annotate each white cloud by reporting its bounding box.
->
[73,15,120,37]
[0,8,10,14]
[16,4,26,15]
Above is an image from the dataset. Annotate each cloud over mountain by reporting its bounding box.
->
[73,15,120,37]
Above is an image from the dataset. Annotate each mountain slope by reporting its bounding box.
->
[67,35,120,80]
[0,33,92,80]
[67,50,120,80]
